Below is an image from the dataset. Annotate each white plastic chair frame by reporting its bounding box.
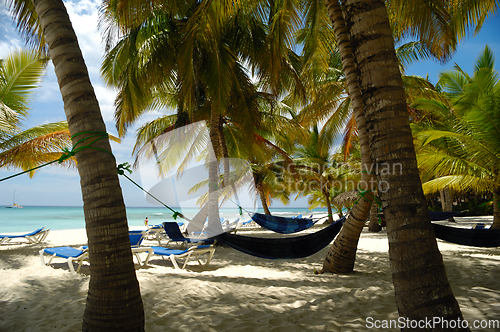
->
[0,228,50,245]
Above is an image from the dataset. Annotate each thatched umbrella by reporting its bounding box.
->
[332,190,359,207]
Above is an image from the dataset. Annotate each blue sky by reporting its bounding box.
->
[0,0,499,208]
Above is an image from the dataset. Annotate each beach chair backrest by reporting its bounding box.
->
[128,231,145,247]
[25,227,45,236]
[163,222,186,241]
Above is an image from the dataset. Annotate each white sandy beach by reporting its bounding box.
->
[0,216,499,331]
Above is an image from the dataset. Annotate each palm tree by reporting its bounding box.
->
[294,125,351,223]
[413,45,500,229]
[6,0,145,330]
[101,1,254,232]
[317,0,377,274]
[297,3,439,271]
[320,0,497,277]
[233,98,303,215]
[100,0,305,232]
[302,153,360,218]
[337,0,467,326]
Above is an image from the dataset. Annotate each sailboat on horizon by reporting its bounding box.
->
[6,190,23,208]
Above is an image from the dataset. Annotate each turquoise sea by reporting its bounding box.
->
[0,205,327,233]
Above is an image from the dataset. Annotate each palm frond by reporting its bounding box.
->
[0,49,48,119]
[0,122,75,175]
[5,0,47,53]
[422,175,496,195]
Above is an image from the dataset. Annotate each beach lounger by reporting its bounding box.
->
[145,244,216,269]
[145,224,166,245]
[163,222,215,246]
[39,246,88,273]
[238,219,255,228]
[127,230,154,265]
[40,231,153,273]
[145,222,185,245]
[0,227,50,245]
[222,218,239,233]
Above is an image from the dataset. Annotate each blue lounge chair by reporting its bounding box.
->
[163,222,214,246]
[144,244,215,269]
[39,246,88,273]
[145,222,185,245]
[40,231,153,273]
[221,218,240,233]
[0,227,50,245]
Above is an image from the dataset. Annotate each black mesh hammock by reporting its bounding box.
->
[215,216,345,259]
[249,213,323,234]
[432,223,500,247]
[429,211,463,221]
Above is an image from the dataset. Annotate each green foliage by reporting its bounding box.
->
[0,50,74,175]
[412,45,500,196]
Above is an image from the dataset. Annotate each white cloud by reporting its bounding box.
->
[0,7,23,58]
[94,83,118,123]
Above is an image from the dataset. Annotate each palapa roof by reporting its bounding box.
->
[332,190,358,207]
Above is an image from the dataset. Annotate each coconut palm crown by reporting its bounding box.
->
[412,45,500,228]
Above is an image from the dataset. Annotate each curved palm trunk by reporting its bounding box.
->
[253,172,271,215]
[321,0,375,273]
[322,189,335,224]
[342,0,466,327]
[208,110,222,236]
[336,206,344,218]
[259,188,272,215]
[32,0,144,331]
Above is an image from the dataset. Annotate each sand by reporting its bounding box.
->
[0,216,499,331]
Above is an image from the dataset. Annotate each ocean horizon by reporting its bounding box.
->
[0,205,328,233]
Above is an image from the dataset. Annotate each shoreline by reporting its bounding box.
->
[0,216,498,331]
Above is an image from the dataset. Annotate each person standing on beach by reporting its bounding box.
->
[144,217,149,226]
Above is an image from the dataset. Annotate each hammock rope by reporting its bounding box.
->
[117,162,185,221]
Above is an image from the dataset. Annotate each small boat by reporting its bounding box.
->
[6,190,23,208]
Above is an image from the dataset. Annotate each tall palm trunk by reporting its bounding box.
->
[321,0,375,273]
[208,110,222,236]
[444,186,456,222]
[218,116,230,187]
[368,199,381,232]
[444,187,453,211]
[492,189,500,229]
[342,0,467,328]
[439,188,446,210]
[32,0,144,331]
